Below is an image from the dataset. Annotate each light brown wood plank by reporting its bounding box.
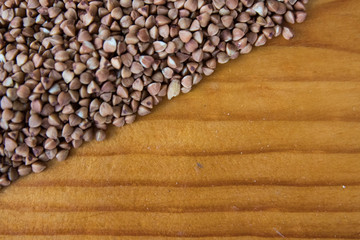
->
[0,237,357,240]
[0,211,359,238]
[152,82,360,122]
[12,153,360,187]
[1,185,359,212]
[72,120,360,158]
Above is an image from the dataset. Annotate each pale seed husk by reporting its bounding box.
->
[167,80,181,100]
[95,130,106,141]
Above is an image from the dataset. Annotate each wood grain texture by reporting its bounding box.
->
[1,0,360,239]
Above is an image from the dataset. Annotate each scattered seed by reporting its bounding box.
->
[31,161,46,173]
[17,165,32,176]
[282,26,295,40]
[56,150,69,161]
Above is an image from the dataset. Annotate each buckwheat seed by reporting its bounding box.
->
[0,0,307,188]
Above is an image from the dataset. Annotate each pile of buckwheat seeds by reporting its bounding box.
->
[0,0,308,188]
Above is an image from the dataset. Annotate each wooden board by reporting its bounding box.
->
[0,0,360,239]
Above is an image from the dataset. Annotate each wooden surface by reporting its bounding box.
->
[1,0,360,239]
